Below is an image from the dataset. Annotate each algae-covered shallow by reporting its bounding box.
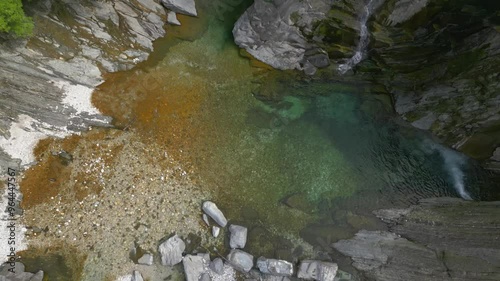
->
[15,1,498,280]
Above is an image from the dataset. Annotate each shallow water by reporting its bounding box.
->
[18,1,498,279]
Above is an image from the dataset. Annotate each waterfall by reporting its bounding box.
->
[337,0,378,74]
[423,140,472,200]
[439,147,473,200]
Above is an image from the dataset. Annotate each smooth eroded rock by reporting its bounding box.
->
[227,249,254,273]
[158,234,186,266]
[202,201,228,227]
[229,224,247,249]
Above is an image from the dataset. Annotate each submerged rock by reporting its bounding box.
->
[227,249,254,273]
[161,0,197,16]
[202,201,228,227]
[256,257,294,276]
[158,234,186,266]
[229,224,248,249]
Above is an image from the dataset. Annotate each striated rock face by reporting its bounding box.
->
[233,0,334,70]
[0,0,179,171]
[333,198,500,281]
[233,0,500,168]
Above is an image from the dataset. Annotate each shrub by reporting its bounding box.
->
[0,0,33,37]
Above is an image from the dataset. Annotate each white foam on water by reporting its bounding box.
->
[439,146,472,200]
[423,140,472,200]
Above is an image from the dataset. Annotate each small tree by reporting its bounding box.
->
[0,0,34,37]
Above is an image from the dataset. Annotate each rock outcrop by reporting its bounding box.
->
[333,198,500,281]
[0,0,188,172]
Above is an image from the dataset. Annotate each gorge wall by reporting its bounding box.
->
[233,0,500,171]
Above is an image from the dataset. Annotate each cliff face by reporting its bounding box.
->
[233,0,500,169]
[333,198,500,281]
[0,0,173,170]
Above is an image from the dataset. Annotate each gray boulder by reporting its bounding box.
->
[158,234,186,266]
[227,249,254,273]
[202,201,228,227]
[209,257,224,274]
[297,260,338,281]
[183,254,209,281]
[232,0,333,70]
[161,0,197,16]
[256,257,294,276]
[229,224,247,249]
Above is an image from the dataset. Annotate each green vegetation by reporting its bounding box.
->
[0,0,33,37]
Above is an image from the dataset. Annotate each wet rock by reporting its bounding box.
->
[161,0,197,16]
[212,226,220,238]
[281,193,315,214]
[183,254,208,281]
[158,234,186,266]
[227,249,254,273]
[58,150,73,162]
[132,270,144,281]
[167,11,181,25]
[297,260,338,281]
[256,257,294,276]
[229,224,248,249]
[209,257,224,274]
[137,253,153,265]
[202,201,227,227]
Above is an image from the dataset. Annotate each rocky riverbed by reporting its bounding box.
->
[0,0,499,280]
